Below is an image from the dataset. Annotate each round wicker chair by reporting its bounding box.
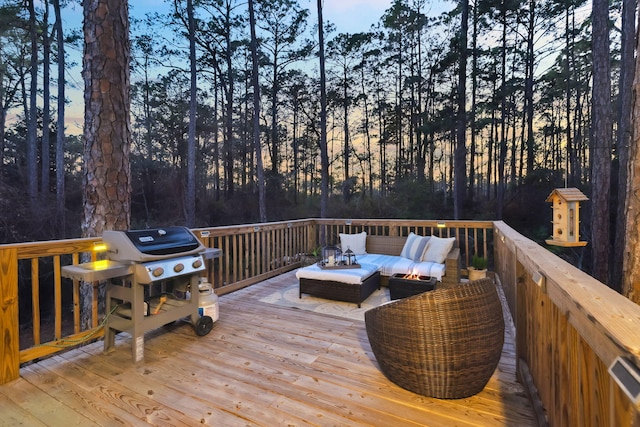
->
[364,278,505,399]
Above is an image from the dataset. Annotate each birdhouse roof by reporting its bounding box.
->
[545,187,589,203]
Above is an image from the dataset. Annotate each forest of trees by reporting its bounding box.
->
[0,0,634,291]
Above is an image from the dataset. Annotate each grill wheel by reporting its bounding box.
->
[194,315,214,336]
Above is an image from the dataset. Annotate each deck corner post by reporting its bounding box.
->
[0,247,20,384]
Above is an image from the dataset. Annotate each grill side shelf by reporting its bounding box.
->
[61,261,133,282]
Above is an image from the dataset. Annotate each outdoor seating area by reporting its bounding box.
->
[363,233,461,286]
[295,231,461,307]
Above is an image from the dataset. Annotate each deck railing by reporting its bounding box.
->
[494,221,640,425]
[0,218,491,384]
[4,218,640,423]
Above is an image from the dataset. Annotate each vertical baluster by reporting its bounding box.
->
[31,258,40,345]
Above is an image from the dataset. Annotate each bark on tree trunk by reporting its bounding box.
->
[81,0,132,329]
[590,0,612,285]
[82,0,132,237]
[622,13,640,303]
[613,0,635,291]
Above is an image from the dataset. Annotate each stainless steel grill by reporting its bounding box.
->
[61,227,220,362]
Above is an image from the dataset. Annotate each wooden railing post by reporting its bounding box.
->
[0,247,19,385]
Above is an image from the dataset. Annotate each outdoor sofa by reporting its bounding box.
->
[296,232,461,306]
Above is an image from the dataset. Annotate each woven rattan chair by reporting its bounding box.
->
[364,278,504,399]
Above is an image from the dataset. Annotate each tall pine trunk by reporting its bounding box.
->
[622,8,640,303]
[54,0,66,233]
[613,0,635,291]
[27,0,38,207]
[248,0,266,222]
[317,0,329,226]
[41,0,51,203]
[186,0,196,227]
[454,0,468,220]
[496,5,507,219]
[82,0,132,328]
[590,0,612,285]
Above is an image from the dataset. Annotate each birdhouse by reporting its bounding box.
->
[545,188,588,247]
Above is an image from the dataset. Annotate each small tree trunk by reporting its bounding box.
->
[41,0,52,204]
[185,0,197,227]
[454,0,468,220]
[27,0,38,207]
[317,0,329,224]
[54,0,66,233]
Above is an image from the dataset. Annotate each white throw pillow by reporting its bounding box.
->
[422,236,456,264]
[400,232,430,262]
[339,232,367,255]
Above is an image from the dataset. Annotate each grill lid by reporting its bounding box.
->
[103,226,205,262]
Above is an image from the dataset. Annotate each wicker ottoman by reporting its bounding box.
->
[296,263,381,307]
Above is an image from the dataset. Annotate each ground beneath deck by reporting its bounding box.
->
[1,271,536,426]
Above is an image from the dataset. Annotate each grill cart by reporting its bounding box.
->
[62,227,220,362]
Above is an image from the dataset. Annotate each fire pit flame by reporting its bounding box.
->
[403,271,421,280]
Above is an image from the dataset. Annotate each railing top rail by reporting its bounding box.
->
[1,218,494,255]
[193,219,316,236]
[312,218,494,228]
[494,220,640,367]
[1,236,101,259]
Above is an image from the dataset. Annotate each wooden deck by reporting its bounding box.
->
[0,271,536,426]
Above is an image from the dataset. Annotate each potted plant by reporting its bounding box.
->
[302,246,323,266]
[468,255,488,281]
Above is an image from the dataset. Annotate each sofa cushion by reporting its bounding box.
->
[295,261,379,285]
[411,261,447,279]
[422,236,456,264]
[339,232,367,255]
[400,232,430,262]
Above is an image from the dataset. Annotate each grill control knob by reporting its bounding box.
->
[152,267,164,277]
[174,263,184,273]
[192,259,203,269]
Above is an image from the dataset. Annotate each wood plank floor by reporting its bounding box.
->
[1,271,537,426]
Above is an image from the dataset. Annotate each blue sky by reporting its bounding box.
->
[133,0,394,33]
[59,0,397,133]
[315,0,393,33]
[63,0,395,35]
